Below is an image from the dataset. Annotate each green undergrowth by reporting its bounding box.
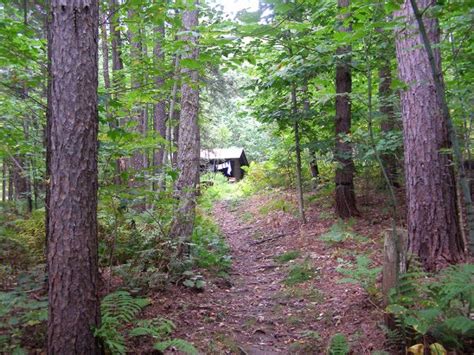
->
[95,290,198,354]
[0,266,47,353]
[284,261,316,286]
[259,197,295,215]
[319,220,368,246]
[191,212,231,273]
[199,173,244,211]
[336,255,381,301]
[386,263,474,352]
[274,250,300,264]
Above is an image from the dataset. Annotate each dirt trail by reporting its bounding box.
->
[150,192,389,354]
[211,200,292,353]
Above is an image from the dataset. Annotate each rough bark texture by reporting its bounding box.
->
[48,1,100,353]
[335,0,359,218]
[395,0,464,270]
[168,2,200,254]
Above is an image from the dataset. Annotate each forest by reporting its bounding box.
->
[0,0,473,353]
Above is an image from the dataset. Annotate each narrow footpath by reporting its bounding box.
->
[150,192,388,354]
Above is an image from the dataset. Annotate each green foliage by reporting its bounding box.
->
[336,256,381,300]
[259,197,295,215]
[319,220,355,246]
[154,338,199,355]
[198,172,243,211]
[284,261,315,286]
[327,333,350,355]
[319,220,369,246]
[94,291,150,354]
[0,267,47,352]
[12,209,45,263]
[274,250,300,264]
[191,213,231,273]
[129,318,175,339]
[387,263,474,351]
[181,270,206,291]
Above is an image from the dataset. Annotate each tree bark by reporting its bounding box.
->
[2,159,6,202]
[291,83,306,224]
[47,1,100,353]
[168,1,200,255]
[12,155,32,211]
[395,0,465,270]
[335,0,359,218]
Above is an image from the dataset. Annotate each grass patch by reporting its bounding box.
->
[284,261,315,286]
[274,250,300,264]
[258,198,295,216]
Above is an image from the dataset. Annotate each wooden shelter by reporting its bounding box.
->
[201,148,249,181]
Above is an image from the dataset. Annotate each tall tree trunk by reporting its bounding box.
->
[128,9,147,176]
[47,1,100,352]
[172,108,180,167]
[335,0,359,218]
[12,155,32,211]
[378,59,400,188]
[168,1,200,255]
[395,0,465,270]
[303,83,319,191]
[8,163,14,201]
[153,25,167,190]
[291,83,306,223]
[2,159,6,202]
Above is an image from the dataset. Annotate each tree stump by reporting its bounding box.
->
[382,228,407,329]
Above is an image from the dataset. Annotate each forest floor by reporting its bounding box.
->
[142,188,402,354]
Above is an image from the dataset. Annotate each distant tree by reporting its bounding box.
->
[168,0,200,255]
[47,0,101,352]
[335,0,359,218]
[395,0,465,270]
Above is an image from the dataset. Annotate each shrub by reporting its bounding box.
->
[191,213,231,273]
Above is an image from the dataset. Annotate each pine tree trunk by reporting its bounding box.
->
[47,1,100,352]
[335,0,359,218]
[168,1,200,255]
[395,0,465,270]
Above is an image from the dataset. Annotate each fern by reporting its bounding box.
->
[154,338,199,355]
[101,291,150,323]
[387,262,474,350]
[327,333,350,355]
[130,318,175,339]
[337,255,381,299]
[94,291,150,354]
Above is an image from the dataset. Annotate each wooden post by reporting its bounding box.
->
[383,228,407,328]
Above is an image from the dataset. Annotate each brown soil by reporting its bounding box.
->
[142,189,401,354]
